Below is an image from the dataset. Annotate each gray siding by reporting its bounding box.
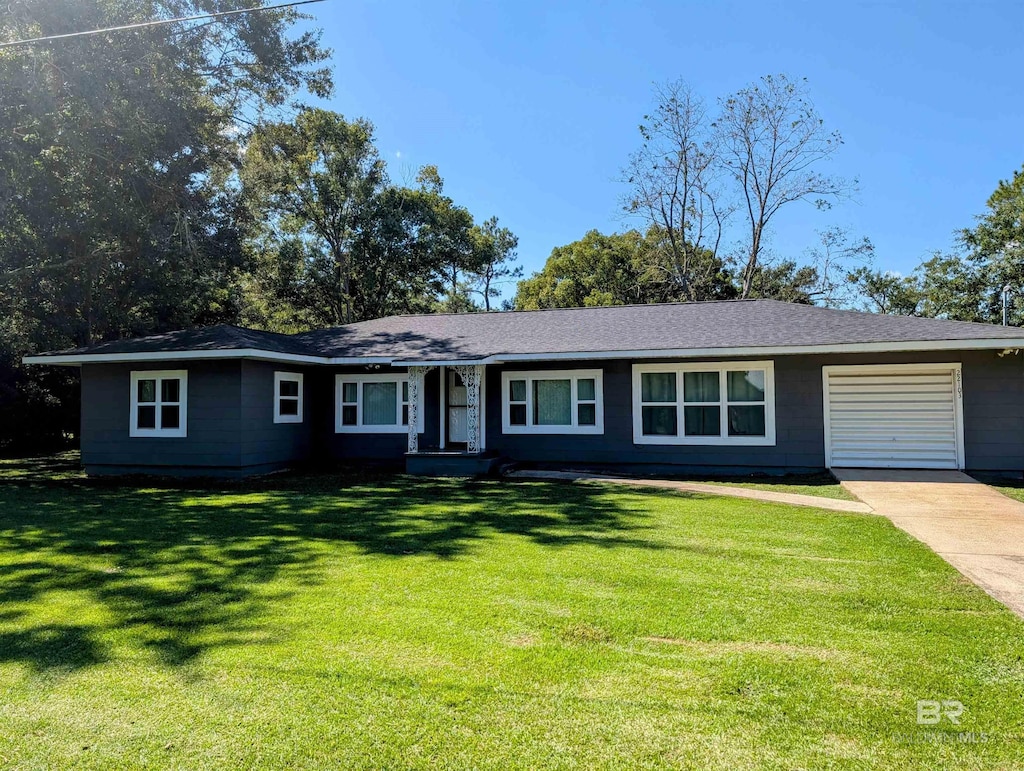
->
[239,361,314,467]
[484,351,1024,473]
[81,360,315,475]
[80,348,1024,476]
[318,366,441,462]
[81,361,243,473]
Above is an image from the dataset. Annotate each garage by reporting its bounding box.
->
[823,363,965,469]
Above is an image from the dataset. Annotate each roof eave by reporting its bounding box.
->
[23,336,1024,368]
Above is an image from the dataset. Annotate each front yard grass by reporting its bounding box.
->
[0,463,1022,769]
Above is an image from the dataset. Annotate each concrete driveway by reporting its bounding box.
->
[833,468,1024,618]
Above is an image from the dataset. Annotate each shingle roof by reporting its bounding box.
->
[26,301,1024,364]
[30,324,315,358]
[296,300,1024,360]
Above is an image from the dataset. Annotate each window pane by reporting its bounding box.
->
[727,370,766,402]
[533,379,572,425]
[684,406,721,436]
[577,378,596,401]
[363,382,398,425]
[578,403,596,426]
[279,379,299,398]
[138,379,156,403]
[642,405,677,436]
[161,378,180,403]
[509,404,527,425]
[683,372,719,403]
[161,405,180,429]
[279,398,299,416]
[342,382,357,403]
[342,405,357,426]
[402,405,409,425]
[728,405,766,436]
[641,372,675,403]
[402,381,409,402]
[509,379,526,402]
[137,405,156,429]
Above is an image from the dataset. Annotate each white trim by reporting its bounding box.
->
[822,362,965,470]
[334,373,423,434]
[273,371,304,424]
[631,361,776,446]
[25,348,335,367]
[501,369,604,435]
[438,365,446,450]
[480,368,487,450]
[129,370,188,438]
[395,338,1024,366]
[25,335,1024,368]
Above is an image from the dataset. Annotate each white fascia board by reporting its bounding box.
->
[485,338,1024,363]
[23,348,332,367]
[24,336,1024,368]
[390,359,490,367]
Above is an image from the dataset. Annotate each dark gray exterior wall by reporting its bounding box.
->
[239,360,314,468]
[80,348,1024,476]
[482,350,1024,473]
[81,360,316,476]
[316,366,441,463]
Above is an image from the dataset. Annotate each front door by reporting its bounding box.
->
[448,371,468,444]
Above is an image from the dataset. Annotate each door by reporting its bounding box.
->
[823,364,964,469]
[448,371,468,444]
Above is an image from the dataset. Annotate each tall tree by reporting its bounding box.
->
[471,217,521,311]
[717,75,851,297]
[962,164,1024,325]
[0,0,330,451]
[623,82,729,300]
[624,75,851,300]
[241,109,386,325]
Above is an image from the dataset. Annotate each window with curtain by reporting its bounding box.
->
[502,370,603,434]
[634,362,774,445]
[335,374,417,433]
[130,370,187,437]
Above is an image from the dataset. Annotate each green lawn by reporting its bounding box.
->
[0,464,1022,768]
[681,472,856,501]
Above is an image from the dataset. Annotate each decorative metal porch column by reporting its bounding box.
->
[406,365,435,454]
[452,364,484,454]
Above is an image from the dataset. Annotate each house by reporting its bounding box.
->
[23,299,1024,478]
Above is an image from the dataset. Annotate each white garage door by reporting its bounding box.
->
[823,364,964,469]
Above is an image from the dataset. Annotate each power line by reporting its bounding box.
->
[0,0,327,50]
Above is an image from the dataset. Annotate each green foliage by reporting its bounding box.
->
[512,227,839,310]
[241,111,516,325]
[846,268,923,316]
[0,0,330,451]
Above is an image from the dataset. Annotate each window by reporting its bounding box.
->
[274,372,303,423]
[130,370,187,438]
[335,374,419,433]
[501,369,603,434]
[632,361,775,445]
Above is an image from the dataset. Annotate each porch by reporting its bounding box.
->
[405,363,498,476]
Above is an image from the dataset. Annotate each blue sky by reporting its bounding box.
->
[299,0,1024,300]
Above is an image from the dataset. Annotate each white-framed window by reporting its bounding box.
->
[501,369,604,435]
[274,372,304,424]
[631,361,775,446]
[335,373,420,433]
[130,370,187,438]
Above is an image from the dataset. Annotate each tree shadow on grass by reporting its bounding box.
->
[0,469,668,672]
